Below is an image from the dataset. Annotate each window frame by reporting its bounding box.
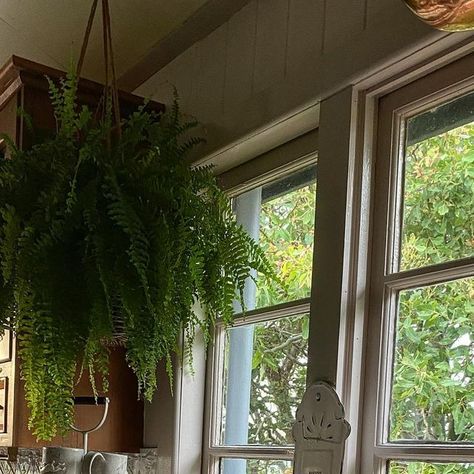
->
[360,52,474,473]
[199,40,474,474]
[202,152,318,474]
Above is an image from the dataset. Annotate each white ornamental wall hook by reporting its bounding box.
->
[292,382,350,474]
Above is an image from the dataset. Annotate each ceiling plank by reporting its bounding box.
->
[118,0,253,92]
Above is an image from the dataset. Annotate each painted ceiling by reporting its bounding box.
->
[0,0,209,82]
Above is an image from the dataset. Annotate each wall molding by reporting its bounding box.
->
[193,100,319,174]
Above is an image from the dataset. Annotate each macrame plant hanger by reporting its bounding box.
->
[69,0,122,453]
[76,0,130,344]
[76,0,122,142]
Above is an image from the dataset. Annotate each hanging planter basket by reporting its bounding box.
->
[0,0,275,441]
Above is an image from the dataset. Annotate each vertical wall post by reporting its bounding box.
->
[223,187,262,474]
[307,87,357,386]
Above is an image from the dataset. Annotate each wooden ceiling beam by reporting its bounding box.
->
[118,0,253,92]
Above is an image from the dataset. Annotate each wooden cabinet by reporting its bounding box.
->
[0,56,164,453]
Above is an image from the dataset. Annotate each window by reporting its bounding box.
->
[362,62,474,473]
[204,163,317,474]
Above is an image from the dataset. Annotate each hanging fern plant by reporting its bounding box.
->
[0,71,274,440]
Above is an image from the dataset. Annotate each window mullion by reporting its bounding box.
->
[384,258,474,290]
[208,446,294,461]
[374,445,474,463]
[226,297,311,326]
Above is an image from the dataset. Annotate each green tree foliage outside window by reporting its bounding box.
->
[256,182,316,308]
[389,462,474,474]
[250,182,315,446]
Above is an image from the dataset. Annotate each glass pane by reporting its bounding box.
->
[389,277,474,442]
[234,166,316,310]
[220,458,292,474]
[401,92,474,271]
[389,461,474,474]
[221,314,308,446]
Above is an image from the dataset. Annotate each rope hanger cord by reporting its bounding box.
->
[76,0,121,136]
[103,0,121,132]
[76,0,98,78]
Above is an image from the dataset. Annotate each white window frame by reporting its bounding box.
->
[359,51,474,473]
[153,36,474,474]
[202,152,318,474]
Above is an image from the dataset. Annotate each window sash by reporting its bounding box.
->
[208,297,311,448]
[376,271,474,448]
[203,154,317,473]
[383,83,474,277]
[363,54,474,471]
[204,300,311,474]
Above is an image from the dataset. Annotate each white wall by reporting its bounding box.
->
[134,0,444,164]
